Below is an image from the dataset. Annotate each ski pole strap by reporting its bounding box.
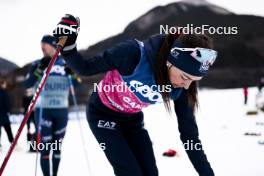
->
[68,75,75,95]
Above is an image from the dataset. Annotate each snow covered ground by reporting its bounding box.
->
[0,87,264,176]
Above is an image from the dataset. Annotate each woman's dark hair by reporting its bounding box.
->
[155,33,213,113]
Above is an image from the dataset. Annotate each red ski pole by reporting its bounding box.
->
[0,37,68,176]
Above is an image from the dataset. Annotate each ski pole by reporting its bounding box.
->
[68,75,92,175]
[0,37,68,175]
[34,98,43,176]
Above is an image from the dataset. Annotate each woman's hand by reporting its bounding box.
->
[53,14,80,52]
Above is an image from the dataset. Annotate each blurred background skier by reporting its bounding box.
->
[0,78,14,148]
[23,35,80,176]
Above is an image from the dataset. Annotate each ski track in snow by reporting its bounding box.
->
[0,87,264,176]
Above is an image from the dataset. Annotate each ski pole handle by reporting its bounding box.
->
[57,36,68,48]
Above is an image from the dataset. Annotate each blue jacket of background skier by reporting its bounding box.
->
[23,56,78,109]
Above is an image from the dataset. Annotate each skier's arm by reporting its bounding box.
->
[61,39,140,76]
[21,62,39,88]
[53,14,140,76]
[173,90,214,176]
[22,58,50,88]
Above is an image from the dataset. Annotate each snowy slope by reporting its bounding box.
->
[0,87,264,176]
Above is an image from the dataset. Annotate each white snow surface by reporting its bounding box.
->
[0,87,264,176]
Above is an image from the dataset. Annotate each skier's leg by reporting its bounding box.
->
[87,105,143,176]
[0,125,2,146]
[26,116,30,131]
[34,109,41,133]
[3,122,14,143]
[26,112,34,131]
[39,109,53,176]
[32,110,37,132]
[26,117,31,141]
[51,109,68,176]
[51,139,63,176]
[122,112,158,176]
[27,112,35,132]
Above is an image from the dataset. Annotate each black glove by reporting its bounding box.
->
[65,66,82,83]
[39,56,51,70]
[33,56,50,79]
[53,14,80,52]
[64,66,74,75]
